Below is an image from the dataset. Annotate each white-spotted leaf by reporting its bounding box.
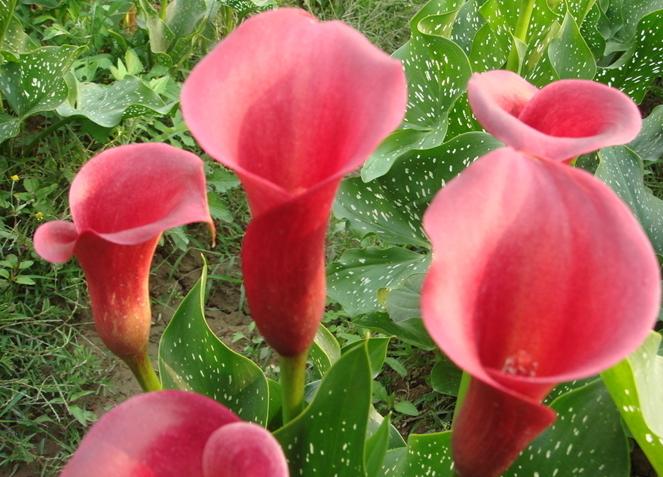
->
[274,342,372,476]
[595,145,663,254]
[158,261,270,425]
[601,332,663,474]
[505,380,630,476]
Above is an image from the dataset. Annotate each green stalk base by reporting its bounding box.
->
[124,351,162,392]
[280,350,309,423]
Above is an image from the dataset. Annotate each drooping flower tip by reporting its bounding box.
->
[467,70,642,161]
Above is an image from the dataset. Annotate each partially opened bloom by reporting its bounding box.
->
[61,390,289,477]
[34,143,212,388]
[467,70,642,162]
[181,8,407,356]
[421,148,660,477]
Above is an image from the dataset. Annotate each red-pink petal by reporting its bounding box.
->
[421,148,659,475]
[202,422,288,477]
[181,7,406,209]
[34,220,78,263]
[34,143,212,359]
[70,143,212,245]
[181,8,406,355]
[74,234,158,358]
[467,71,642,161]
[452,378,555,477]
[240,181,336,355]
[60,391,240,477]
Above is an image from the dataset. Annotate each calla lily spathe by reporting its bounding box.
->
[181,8,407,356]
[61,391,288,477]
[422,72,659,477]
[34,143,212,369]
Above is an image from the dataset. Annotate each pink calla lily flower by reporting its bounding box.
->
[421,148,660,477]
[34,143,212,387]
[60,390,289,477]
[467,70,642,162]
[181,8,407,356]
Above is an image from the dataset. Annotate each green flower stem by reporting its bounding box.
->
[506,0,536,72]
[159,0,168,20]
[452,371,471,428]
[124,351,162,392]
[280,350,309,423]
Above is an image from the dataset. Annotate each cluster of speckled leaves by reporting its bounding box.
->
[159,262,410,476]
[160,263,663,476]
[331,0,663,331]
[328,0,663,475]
[0,0,270,144]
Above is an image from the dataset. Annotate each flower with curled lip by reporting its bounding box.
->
[181,8,407,357]
[421,72,659,477]
[60,390,289,477]
[34,143,212,389]
[467,69,642,162]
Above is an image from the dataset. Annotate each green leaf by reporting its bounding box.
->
[385,273,424,323]
[629,105,663,162]
[1,17,35,59]
[595,146,663,254]
[0,0,17,47]
[548,10,597,79]
[365,413,391,477]
[56,76,174,127]
[362,0,472,178]
[368,405,406,450]
[165,0,208,38]
[337,133,501,246]
[479,0,557,76]
[310,324,341,377]
[275,342,372,476]
[394,400,419,417]
[0,112,20,143]
[207,167,240,193]
[401,432,454,477]
[343,337,391,380]
[505,380,630,476]
[596,0,663,51]
[158,260,270,425]
[327,247,429,316]
[0,46,80,118]
[596,9,663,103]
[430,356,462,396]
[602,332,663,474]
[355,312,435,351]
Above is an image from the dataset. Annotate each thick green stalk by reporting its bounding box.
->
[451,371,471,428]
[124,351,161,392]
[159,0,168,21]
[506,0,536,72]
[280,351,308,423]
